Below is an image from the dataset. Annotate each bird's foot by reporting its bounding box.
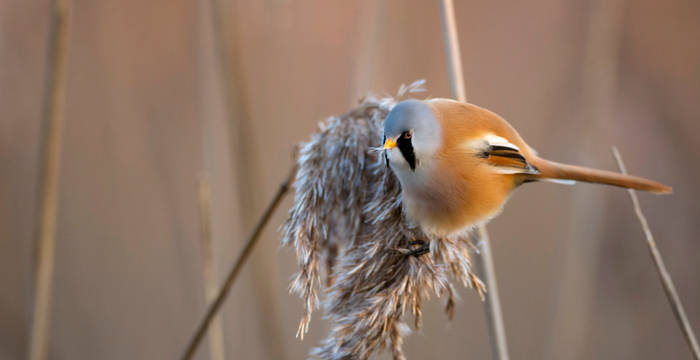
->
[406,239,430,257]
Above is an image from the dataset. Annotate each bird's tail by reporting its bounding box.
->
[529,157,672,194]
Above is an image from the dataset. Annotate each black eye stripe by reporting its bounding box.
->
[396,135,416,171]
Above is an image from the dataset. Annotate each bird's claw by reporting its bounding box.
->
[406,239,430,257]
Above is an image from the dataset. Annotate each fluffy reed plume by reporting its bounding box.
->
[282,81,484,360]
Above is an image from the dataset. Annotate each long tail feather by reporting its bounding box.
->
[530,157,672,194]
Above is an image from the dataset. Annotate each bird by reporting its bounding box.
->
[382,98,672,241]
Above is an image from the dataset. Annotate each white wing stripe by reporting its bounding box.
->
[483,134,520,151]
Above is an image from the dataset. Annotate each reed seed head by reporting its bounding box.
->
[282,81,483,359]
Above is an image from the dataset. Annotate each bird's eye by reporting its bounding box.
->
[402,131,412,139]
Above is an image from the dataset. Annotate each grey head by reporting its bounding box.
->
[382,99,442,172]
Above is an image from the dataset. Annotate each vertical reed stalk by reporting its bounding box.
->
[207,0,286,356]
[472,228,510,360]
[197,178,226,360]
[438,1,510,359]
[612,147,700,360]
[545,1,623,357]
[29,1,72,359]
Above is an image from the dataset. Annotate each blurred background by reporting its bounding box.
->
[2,0,699,359]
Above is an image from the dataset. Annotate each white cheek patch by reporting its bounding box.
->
[386,149,405,166]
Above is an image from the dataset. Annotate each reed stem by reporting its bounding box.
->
[29,1,72,359]
[611,147,700,360]
[197,177,226,360]
[438,1,510,359]
[181,166,297,360]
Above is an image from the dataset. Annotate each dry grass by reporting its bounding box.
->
[282,81,484,360]
[612,147,700,359]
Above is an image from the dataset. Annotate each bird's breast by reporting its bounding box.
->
[398,158,513,236]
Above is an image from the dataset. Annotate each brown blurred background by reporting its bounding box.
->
[2,0,699,359]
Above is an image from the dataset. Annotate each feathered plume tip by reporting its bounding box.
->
[282,80,484,360]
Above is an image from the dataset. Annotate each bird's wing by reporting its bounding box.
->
[473,134,540,175]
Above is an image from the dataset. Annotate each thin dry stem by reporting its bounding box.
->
[197,177,226,360]
[472,228,509,359]
[545,1,623,357]
[181,165,298,360]
[611,147,700,360]
[438,0,467,103]
[438,0,510,359]
[29,1,72,359]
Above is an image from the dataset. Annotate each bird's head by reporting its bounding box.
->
[382,100,442,174]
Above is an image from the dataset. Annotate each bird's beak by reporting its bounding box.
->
[383,138,397,150]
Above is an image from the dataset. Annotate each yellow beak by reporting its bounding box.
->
[383,138,397,150]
